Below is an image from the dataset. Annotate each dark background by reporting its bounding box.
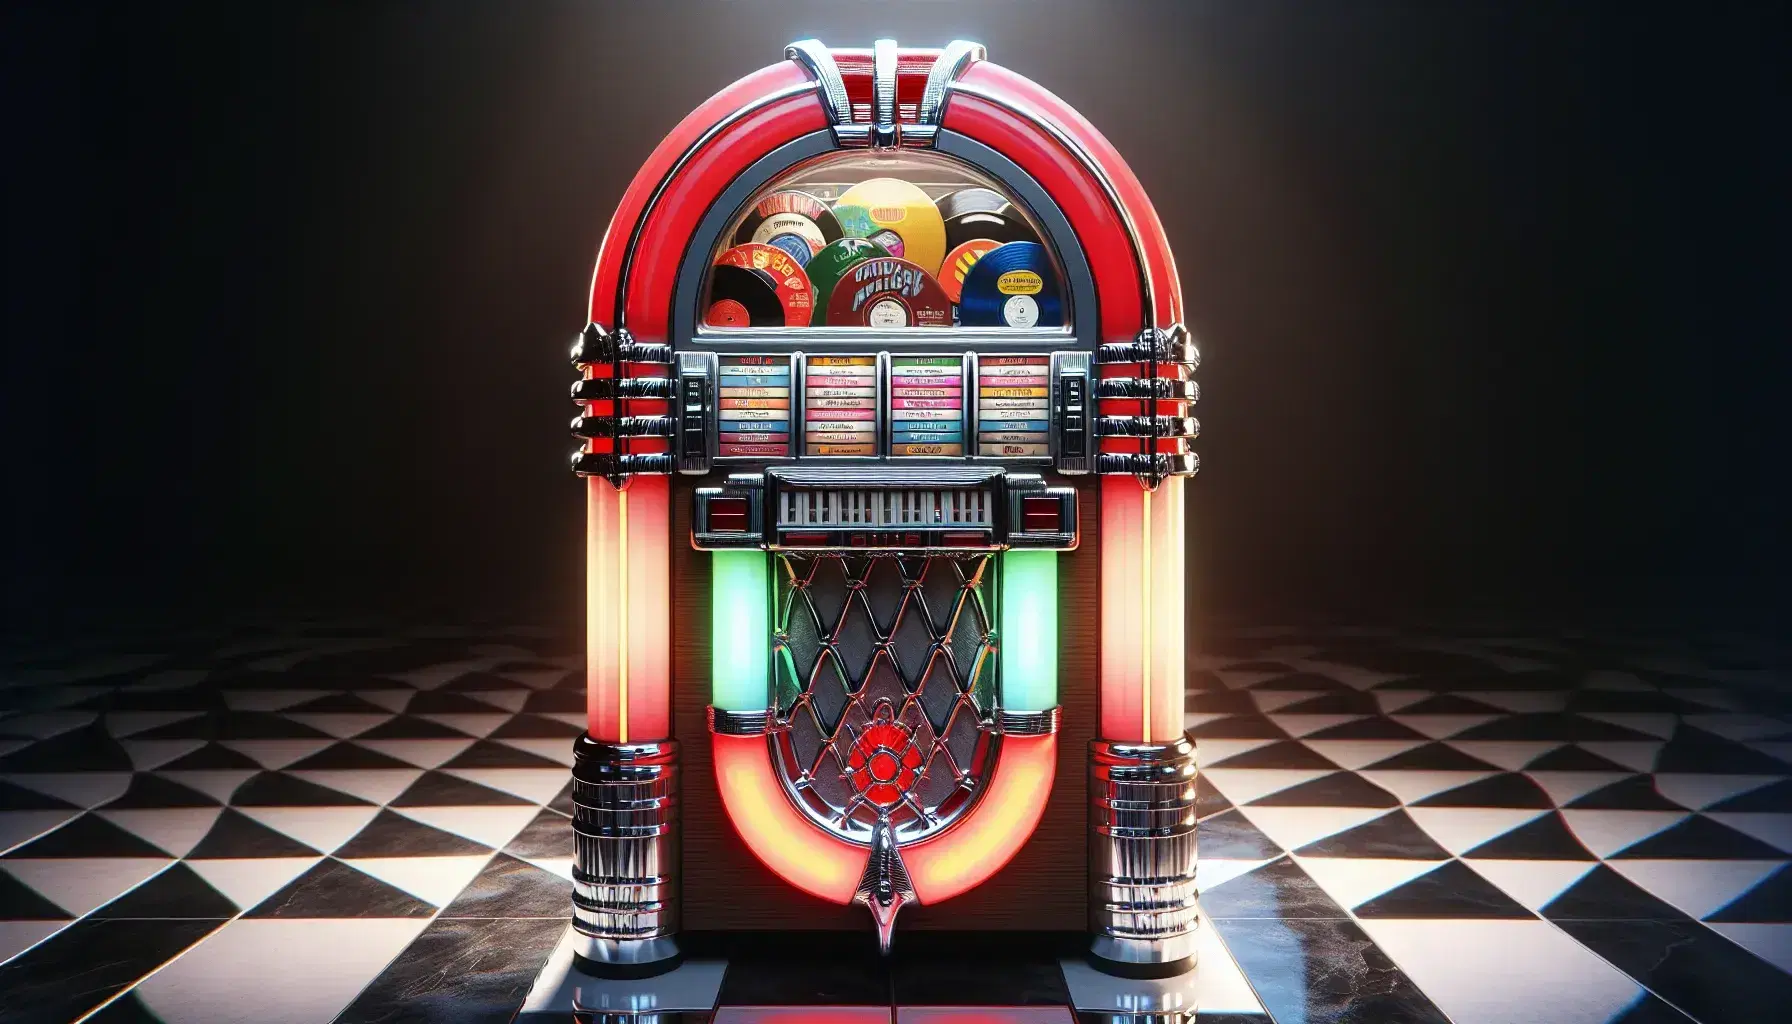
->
[4,1,1788,638]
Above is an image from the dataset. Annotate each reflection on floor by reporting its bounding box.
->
[0,621,1788,1023]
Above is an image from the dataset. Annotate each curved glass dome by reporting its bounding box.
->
[699,150,1071,332]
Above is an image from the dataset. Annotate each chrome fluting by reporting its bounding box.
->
[570,736,681,977]
[1088,737,1199,978]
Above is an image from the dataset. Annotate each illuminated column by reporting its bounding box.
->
[710,550,770,713]
[1000,550,1059,712]
[1090,474,1196,978]
[573,474,679,977]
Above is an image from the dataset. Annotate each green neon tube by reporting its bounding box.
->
[711,550,770,712]
[1000,550,1058,711]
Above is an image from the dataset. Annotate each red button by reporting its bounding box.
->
[708,497,748,532]
[1022,496,1060,533]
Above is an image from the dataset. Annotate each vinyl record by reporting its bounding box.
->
[825,256,953,328]
[957,241,1064,328]
[715,243,814,327]
[939,187,1040,251]
[803,237,888,325]
[833,178,948,277]
[939,239,1001,304]
[733,190,842,256]
[705,265,785,327]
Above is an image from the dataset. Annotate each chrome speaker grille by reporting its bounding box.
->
[770,552,999,843]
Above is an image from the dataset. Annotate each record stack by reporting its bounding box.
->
[718,356,792,457]
[976,356,1051,456]
[803,355,878,456]
[889,356,965,456]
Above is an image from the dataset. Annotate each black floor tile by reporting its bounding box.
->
[1543,865,1687,921]
[1215,917,1451,1024]
[394,769,534,806]
[1414,772,1553,809]
[335,808,493,857]
[714,932,892,1005]
[891,934,1076,1005]
[1556,918,1792,1023]
[1294,810,1452,859]
[1206,740,1339,771]
[1706,863,1792,922]
[1200,856,1350,919]
[440,853,567,919]
[1351,861,1533,919]
[91,862,238,918]
[187,807,321,858]
[1197,809,1285,859]
[1462,811,1598,859]
[246,857,437,918]
[336,916,565,1024]
[0,918,223,1024]
[1247,771,1400,808]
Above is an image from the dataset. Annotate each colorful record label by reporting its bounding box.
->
[802,237,888,326]
[718,355,791,458]
[834,178,948,277]
[940,239,1001,304]
[957,242,1063,329]
[803,355,876,456]
[734,190,841,257]
[715,243,814,327]
[825,257,952,328]
[977,355,1050,459]
[889,356,964,458]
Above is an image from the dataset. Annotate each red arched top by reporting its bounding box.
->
[943,61,1183,335]
[587,62,824,334]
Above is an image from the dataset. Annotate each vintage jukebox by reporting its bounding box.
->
[566,40,1199,979]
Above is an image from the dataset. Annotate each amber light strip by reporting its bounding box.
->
[586,476,671,743]
[1099,476,1185,743]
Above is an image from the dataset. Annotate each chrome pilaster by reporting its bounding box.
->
[570,736,681,977]
[1088,737,1199,978]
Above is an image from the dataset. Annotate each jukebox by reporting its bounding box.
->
[566,40,1199,979]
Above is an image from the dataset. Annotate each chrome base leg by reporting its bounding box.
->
[570,735,681,978]
[1088,737,1199,979]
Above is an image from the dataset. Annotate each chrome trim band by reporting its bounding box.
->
[946,80,1156,332]
[1098,332,1199,368]
[1089,737,1199,976]
[570,737,681,976]
[1096,377,1200,401]
[611,79,819,328]
[707,706,772,736]
[997,706,1061,736]
[572,376,673,401]
[919,41,986,126]
[571,414,676,440]
[785,39,851,127]
[571,451,674,478]
[872,38,898,147]
[572,323,671,366]
[1094,415,1200,440]
[1094,452,1200,478]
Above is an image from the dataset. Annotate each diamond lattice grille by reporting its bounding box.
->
[771,553,998,843]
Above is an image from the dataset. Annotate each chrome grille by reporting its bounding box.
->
[776,488,995,528]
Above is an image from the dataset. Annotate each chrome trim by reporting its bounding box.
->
[946,80,1156,332]
[707,706,771,736]
[1051,351,1092,475]
[918,41,986,126]
[674,350,716,475]
[698,326,1074,345]
[854,819,915,954]
[570,737,681,976]
[1094,415,1200,440]
[572,322,670,366]
[572,414,676,440]
[872,38,899,148]
[571,451,674,478]
[1095,452,1200,478]
[611,79,819,328]
[1089,738,1199,976]
[997,706,1061,735]
[1096,377,1200,401]
[1098,328,1199,368]
[785,39,852,127]
[572,376,673,401]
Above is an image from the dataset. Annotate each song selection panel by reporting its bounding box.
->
[977,355,1051,456]
[889,356,965,456]
[718,355,792,458]
[803,355,878,456]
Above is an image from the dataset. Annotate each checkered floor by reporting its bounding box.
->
[1,622,1789,1023]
